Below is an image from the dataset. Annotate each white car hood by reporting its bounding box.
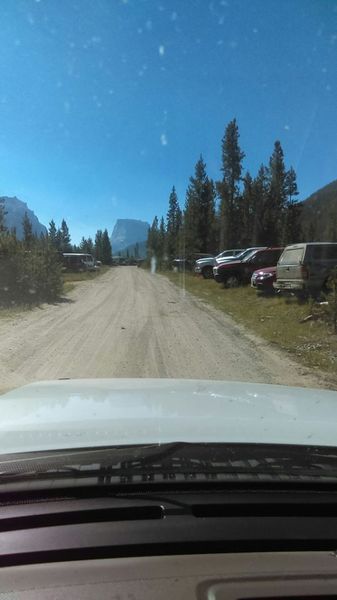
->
[0,378,336,454]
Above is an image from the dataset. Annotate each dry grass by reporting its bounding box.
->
[165,271,337,375]
[62,265,110,284]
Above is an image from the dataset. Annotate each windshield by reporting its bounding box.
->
[242,250,259,262]
[0,0,337,472]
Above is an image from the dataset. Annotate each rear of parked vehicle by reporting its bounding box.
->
[274,243,337,297]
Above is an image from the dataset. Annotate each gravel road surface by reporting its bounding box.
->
[0,267,327,393]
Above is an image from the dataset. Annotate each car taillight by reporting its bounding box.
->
[301,265,309,279]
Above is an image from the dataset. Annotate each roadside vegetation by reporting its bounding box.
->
[62,265,110,294]
[0,199,113,310]
[165,271,337,378]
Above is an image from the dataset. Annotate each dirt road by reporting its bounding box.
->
[0,267,327,393]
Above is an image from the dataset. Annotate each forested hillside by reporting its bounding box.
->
[301,180,337,242]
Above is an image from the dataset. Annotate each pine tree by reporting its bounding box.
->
[101,229,112,264]
[22,212,34,249]
[94,230,103,261]
[147,216,159,259]
[217,119,245,249]
[184,155,216,255]
[285,166,299,204]
[158,216,166,266]
[60,219,72,252]
[241,171,253,246]
[79,236,94,255]
[284,167,301,244]
[48,220,57,247]
[266,140,288,244]
[166,186,182,261]
[251,165,270,245]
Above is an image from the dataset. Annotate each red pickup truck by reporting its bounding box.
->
[213,247,284,287]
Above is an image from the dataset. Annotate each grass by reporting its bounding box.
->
[0,305,31,320]
[62,265,110,293]
[62,265,110,284]
[164,271,337,377]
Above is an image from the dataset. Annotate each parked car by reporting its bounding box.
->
[173,253,212,272]
[194,248,244,279]
[213,247,283,286]
[62,253,96,272]
[215,247,264,266]
[274,242,337,297]
[251,266,277,293]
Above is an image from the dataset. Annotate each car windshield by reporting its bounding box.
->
[242,250,259,262]
[0,0,337,478]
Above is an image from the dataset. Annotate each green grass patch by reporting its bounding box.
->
[0,305,31,319]
[164,271,337,376]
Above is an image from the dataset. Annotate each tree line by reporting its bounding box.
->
[0,201,113,306]
[147,118,303,265]
[47,220,112,265]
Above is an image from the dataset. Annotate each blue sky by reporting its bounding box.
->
[0,0,336,243]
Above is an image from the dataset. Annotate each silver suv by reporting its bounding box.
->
[274,242,337,297]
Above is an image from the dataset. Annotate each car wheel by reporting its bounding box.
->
[225,275,239,288]
[202,266,213,279]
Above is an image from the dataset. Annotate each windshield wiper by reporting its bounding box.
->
[1,443,337,488]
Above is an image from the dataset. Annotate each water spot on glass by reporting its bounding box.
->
[326,84,332,91]
[171,12,178,21]
[160,133,168,146]
[218,16,225,25]
[217,40,224,46]
[137,27,143,34]
[253,28,258,34]
[284,124,290,131]
[159,45,165,56]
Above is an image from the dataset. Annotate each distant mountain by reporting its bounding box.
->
[110,219,149,253]
[1,196,47,239]
[119,240,147,259]
[301,180,337,241]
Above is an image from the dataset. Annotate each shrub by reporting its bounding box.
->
[0,234,63,306]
